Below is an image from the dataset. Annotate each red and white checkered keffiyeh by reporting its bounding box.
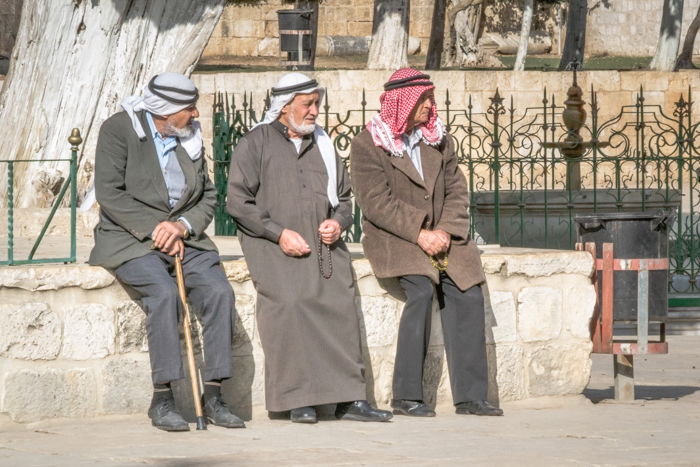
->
[366,68,445,157]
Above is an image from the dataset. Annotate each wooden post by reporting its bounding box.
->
[614,354,635,401]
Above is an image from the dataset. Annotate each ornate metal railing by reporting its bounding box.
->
[1,129,81,265]
[212,87,699,296]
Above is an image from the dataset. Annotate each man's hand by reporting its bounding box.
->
[318,219,341,245]
[433,229,451,253]
[417,229,450,256]
[163,238,185,258]
[279,229,311,257]
[152,221,187,258]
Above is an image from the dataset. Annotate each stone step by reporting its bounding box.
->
[667,307,700,335]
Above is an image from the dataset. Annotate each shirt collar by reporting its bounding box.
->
[403,127,423,148]
[145,111,175,143]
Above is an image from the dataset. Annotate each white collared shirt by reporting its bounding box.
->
[402,128,424,180]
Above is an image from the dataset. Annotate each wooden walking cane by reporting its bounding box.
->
[174,254,208,431]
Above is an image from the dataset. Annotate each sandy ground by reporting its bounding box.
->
[1,335,698,467]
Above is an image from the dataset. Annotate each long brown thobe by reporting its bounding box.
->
[226,121,366,412]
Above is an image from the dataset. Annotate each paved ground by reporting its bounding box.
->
[1,335,698,467]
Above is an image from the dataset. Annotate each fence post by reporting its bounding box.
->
[69,128,82,263]
[7,162,14,265]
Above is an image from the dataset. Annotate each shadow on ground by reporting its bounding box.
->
[584,384,700,403]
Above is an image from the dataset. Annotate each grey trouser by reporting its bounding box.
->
[393,274,488,404]
[115,247,234,384]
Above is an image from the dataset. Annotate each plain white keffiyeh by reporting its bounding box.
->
[254,72,338,208]
[121,72,203,160]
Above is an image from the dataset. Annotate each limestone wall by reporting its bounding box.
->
[202,1,700,60]
[586,0,700,57]
[202,0,434,60]
[0,247,595,423]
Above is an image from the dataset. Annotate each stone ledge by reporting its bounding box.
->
[0,246,595,422]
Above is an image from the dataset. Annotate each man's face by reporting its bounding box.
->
[280,92,320,136]
[166,105,199,130]
[407,91,433,130]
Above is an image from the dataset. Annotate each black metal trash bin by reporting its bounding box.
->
[277,9,314,70]
[575,211,673,322]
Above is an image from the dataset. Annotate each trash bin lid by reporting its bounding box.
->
[574,211,666,223]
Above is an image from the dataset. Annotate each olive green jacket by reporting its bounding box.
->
[88,111,217,269]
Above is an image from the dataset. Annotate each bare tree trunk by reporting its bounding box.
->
[0,0,225,207]
[650,0,684,71]
[514,0,534,71]
[558,0,587,70]
[426,0,448,70]
[444,0,483,68]
[675,3,700,70]
[367,0,410,70]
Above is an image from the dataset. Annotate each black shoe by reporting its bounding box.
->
[290,406,318,424]
[455,400,504,416]
[335,400,393,422]
[148,396,189,432]
[390,399,436,417]
[203,395,246,428]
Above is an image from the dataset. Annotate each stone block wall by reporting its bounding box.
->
[0,0,22,57]
[201,1,700,60]
[586,0,700,57]
[0,247,595,423]
[201,0,435,60]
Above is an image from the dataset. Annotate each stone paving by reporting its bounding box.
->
[1,335,698,467]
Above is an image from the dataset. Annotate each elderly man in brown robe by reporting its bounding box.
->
[226,73,392,424]
[350,68,503,417]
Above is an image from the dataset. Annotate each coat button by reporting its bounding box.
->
[424,194,430,200]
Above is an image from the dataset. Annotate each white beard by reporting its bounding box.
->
[288,116,315,136]
[164,122,195,138]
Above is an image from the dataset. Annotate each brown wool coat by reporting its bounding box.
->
[349,129,485,292]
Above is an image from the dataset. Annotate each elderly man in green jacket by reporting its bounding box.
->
[89,72,243,432]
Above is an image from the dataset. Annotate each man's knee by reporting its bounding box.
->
[148,280,179,303]
[209,280,235,306]
[403,276,434,308]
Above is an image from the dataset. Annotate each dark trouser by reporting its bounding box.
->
[115,247,234,384]
[393,274,488,405]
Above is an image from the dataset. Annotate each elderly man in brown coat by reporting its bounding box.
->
[350,68,503,417]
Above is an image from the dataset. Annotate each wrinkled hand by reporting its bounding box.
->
[152,221,187,258]
[318,219,341,245]
[433,229,451,253]
[417,229,450,256]
[279,229,311,257]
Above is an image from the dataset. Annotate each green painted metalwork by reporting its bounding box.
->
[212,86,700,297]
[1,129,80,265]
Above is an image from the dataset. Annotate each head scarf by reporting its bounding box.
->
[121,72,203,160]
[254,72,338,208]
[81,73,202,212]
[366,68,445,157]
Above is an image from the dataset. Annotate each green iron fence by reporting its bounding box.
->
[1,129,81,265]
[212,87,699,297]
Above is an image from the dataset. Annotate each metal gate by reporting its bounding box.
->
[212,85,699,299]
